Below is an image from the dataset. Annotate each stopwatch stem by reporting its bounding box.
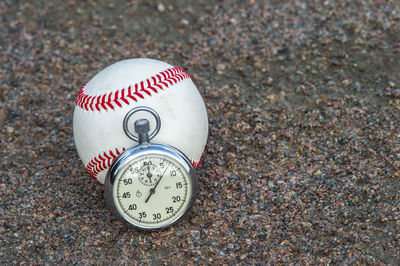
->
[134,119,150,145]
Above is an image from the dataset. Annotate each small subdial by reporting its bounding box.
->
[138,164,161,186]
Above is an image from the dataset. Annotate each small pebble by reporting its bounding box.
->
[6,126,14,134]
[157,3,165,12]
[354,81,361,91]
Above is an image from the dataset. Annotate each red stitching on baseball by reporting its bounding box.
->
[190,158,201,169]
[75,67,191,112]
[109,92,115,110]
[126,86,136,102]
[152,76,163,90]
[86,147,201,182]
[147,79,157,93]
[86,148,127,181]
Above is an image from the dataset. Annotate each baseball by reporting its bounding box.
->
[73,58,208,184]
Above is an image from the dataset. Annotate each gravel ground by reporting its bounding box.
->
[1,0,400,264]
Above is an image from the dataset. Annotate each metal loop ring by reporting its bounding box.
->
[123,106,161,142]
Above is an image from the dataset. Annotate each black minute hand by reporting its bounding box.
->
[145,164,169,203]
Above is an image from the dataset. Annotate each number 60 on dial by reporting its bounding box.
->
[104,107,198,230]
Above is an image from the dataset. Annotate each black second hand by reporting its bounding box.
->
[145,163,170,203]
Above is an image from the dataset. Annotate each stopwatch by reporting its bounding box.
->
[104,106,198,230]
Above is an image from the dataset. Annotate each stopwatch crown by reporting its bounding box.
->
[134,119,150,144]
[123,106,160,143]
[134,119,150,134]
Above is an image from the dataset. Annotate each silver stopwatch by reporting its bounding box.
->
[105,106,198,230]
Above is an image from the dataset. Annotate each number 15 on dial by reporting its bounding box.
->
[104,109,198,230]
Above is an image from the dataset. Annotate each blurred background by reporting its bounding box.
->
[1,0,399,264]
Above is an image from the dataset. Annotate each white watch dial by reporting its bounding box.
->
[113,154,192,229]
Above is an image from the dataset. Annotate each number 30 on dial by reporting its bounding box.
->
[105,147,198,230]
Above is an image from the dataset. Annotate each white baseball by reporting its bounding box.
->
[73,58,208,184]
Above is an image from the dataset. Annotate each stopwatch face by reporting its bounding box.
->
[111,153,194,230]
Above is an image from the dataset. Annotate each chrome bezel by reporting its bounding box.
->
[104,143,198,230]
